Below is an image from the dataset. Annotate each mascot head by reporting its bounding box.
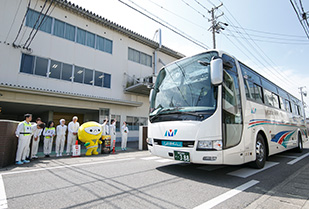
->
[78,121,102,142]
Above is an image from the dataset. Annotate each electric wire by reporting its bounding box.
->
[12,0,31,46]
[18,0,39,45]
[290,0,309,39]
[220,4,300,87]
[23,0,48,47]
[5,0,23,43]
[26,0,55,48]
[118,0,210,50]
[179,0,208,19]
[193,0,210,13]
[299,0,309,30]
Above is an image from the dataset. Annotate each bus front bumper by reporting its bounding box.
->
[148,144,224,164]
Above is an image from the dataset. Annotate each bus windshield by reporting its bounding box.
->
[150,52,218,121]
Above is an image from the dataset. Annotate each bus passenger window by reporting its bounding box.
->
[285,100,292,112]
[264,89,273,106]
[272,93,280,109]
[253,84,263,103]
[279,97,285,110]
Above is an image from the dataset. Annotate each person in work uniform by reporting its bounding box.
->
[43,121,55,157]
[121,122,129,151]
[66,116,80,155]
[56,119,67,157]
[30,118,45,159]
[15,113,33,165]
[110,119,116,152]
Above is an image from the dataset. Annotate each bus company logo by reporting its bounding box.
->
[251,108,256,114]
[165,129,178,137]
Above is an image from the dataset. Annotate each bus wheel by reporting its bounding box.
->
[250,134,266,169]
[295,133,303,153]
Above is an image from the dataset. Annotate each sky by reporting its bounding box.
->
[69,0,309,116]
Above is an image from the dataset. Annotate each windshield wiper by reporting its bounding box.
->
[149,107,182,121]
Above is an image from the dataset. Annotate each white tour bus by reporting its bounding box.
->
[147,50,308,168]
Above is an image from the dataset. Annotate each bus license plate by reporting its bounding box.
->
[174,151,190,162]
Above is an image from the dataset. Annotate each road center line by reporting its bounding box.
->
[193,180,259,209]
[0,174,8,209]
[287,152,309,165]
[1,158,135,176]
[227,162,279,178]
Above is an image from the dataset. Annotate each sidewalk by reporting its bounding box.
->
[246,141,309,209]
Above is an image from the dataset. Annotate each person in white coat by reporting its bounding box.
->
[30,119,45,159]
[121,122,129,151]
[110,119,116,152]
[66,116,80,155]
[43,121,55,157]
[25,117,43,159]
[15,114,33,165]
[56,119,67,157]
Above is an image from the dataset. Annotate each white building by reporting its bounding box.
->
[0,0,183,142]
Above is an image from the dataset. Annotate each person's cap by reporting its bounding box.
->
[73,116,78,120]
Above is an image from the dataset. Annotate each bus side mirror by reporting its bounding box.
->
[210,58,223,85]
[149,89,154,103]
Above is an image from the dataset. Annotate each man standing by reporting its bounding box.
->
[121,122,129,151]
[66,116,80,155]
[15,114,33,165]
[56,119,67,157]
[30,119,45,159]
[110,119,116,152]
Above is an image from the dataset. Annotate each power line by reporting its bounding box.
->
[145,0,208,31]
[179,0,208,19]
[221,4,300,87]
[193,0,210,12]
[290,0,309,39]
[26,0,55,48]
[224,32,309,45]
[12,0,31,46]
[227,26,308,39]
[23,0,48,47]
[118,0,210,50]
[18,0,39,45]
[299,0,309,30]
[5,0,23,43]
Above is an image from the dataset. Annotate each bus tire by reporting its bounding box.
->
[250,134,266,169]
[295,133,303,153]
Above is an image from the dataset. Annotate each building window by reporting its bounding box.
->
[86,32,95,48]
[61,63,72,81]
[96,35,113,54]
[74,66,84,83]
[103,73,111,88]
[25,9,52,34]
[21,54,110,88]
[128,48,152,67]
[76,28,86,45]
[64,23,75,41]
[49,60,61,79]
[34,57,48,77]
[53,19,65,38]
[126,116,148,131]
[111,114,121,132]
[84,68,94,85]
[20,54,35,74]
[94,71,104,87]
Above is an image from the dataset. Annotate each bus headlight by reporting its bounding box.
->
[146,138,153,146]
[197,140,222,151]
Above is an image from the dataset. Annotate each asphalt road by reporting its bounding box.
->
[1,144,309,209]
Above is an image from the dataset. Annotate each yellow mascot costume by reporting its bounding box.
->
[78,121,103,156]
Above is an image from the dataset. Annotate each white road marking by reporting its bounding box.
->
[197,166,225,171]
[287,152,309,165]
[0,175,8,209]
[156,159,174,163]
[274,155,298,159]
[193,180,259,209]
[1,158,134,176]
[141,156,162,160]
[227,162,279,178]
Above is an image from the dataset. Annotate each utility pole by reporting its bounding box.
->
[208,3,227,49]
[299,86,307,129]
